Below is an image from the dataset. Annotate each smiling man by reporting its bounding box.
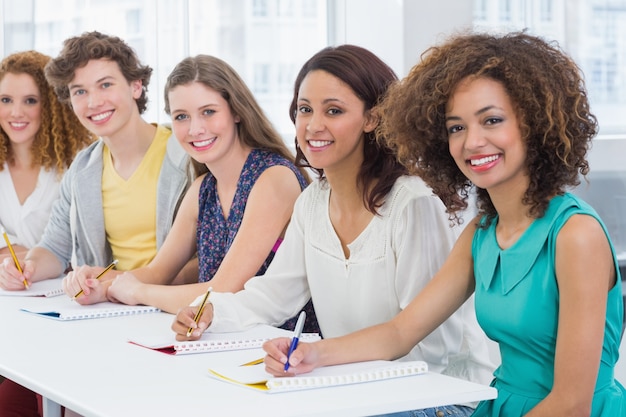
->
[0,31,192,295]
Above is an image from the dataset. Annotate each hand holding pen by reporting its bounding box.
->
[72,260,118,300]
[261,311,318,376]
[1,229,29,289]
[187,287,213,337]
[284,311,306,371]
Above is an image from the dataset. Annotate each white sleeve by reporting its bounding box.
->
[392,192,466,369]
[0,168,61,249]
[205,194,312,333]
[393,193,458,310]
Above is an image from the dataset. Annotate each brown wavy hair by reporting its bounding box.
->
[164,54,309,182]
[377,31,597,225]
[44,31,152,114]
[0,50,95,172]
[290,45,406,214]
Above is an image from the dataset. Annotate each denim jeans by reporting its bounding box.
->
[375,404,474,417]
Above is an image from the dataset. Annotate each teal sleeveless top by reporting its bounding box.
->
[472,193,625,416]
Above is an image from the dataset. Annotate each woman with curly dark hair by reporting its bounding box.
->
[262,32,626,416]
[0,50,95,269]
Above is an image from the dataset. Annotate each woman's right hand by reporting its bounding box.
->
[262,338,320,377]
[171,303,213,341]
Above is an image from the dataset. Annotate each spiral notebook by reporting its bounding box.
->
[0,277,64,297]
[20,298,160,321]
[129,324,321,355]
[208,359,429,393]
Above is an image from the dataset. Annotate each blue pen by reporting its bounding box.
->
[284,311,306,372]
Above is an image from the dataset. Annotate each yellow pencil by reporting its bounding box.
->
[187,286,212,337]
[72,259,118,299]
[241,357,264,366]
[2,230,28,289]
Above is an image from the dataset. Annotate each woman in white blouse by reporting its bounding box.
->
[172,45,495,416]
[0,51,94,269]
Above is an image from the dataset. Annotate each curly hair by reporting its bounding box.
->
[290,45,407,214]
[0,50,96,173]
[44,31,152,114]
[377,31,597,225]
[163,54,309,182]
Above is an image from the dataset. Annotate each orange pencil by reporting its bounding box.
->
[2,230,28,289]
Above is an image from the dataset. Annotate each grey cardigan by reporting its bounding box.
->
[37,126,191,271]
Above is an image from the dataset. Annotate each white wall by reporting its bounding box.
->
[401,0,473,75]
[328,0,473,77]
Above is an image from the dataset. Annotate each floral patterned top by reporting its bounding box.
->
[197,148,307,281]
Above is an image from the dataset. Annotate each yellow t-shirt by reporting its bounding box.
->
[101,125,170,270]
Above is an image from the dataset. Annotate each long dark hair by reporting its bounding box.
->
[290,45,406,214]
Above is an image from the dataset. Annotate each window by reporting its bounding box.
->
[126,9,143,36]
[539,0,553,21]
[1,0,624,253]
[500,0,513,21]
[302,0,318,18]
[277,0,295,17]
[254,63,271,94]
[473,0,626,136]
[0,0,327,138]
[252,0,269,17]
[278,62,296,94]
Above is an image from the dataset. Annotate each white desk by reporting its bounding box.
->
[0,295,496,417]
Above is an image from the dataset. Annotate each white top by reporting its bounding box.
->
[206,176,495,386]
[0,163,61,249]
